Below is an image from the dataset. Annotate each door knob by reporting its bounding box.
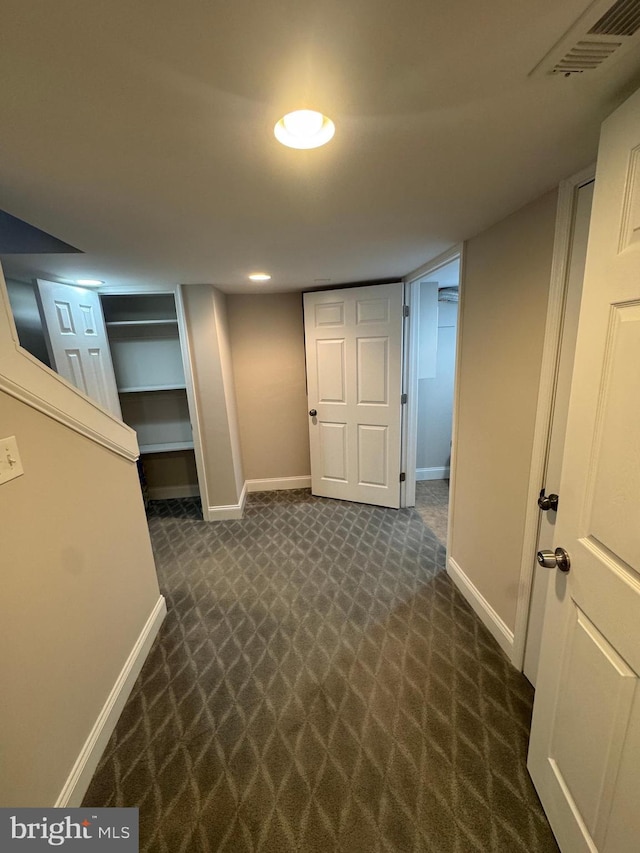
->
[538,488,559,512]
[537,547,570,573]
[309,409,317,417]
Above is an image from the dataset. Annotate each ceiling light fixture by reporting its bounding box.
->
[274,110,335,150]
[249,273,271,282]
[76,279,104,286]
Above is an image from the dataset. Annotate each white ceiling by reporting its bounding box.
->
[1,0,640,294]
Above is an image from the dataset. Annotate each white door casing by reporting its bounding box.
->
[528,89,640,851]
[303,283,403,509]
[36,279,122,419]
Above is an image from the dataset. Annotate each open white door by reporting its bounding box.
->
[303,282,403,508]
[36,279,121,419]
[528,89,640,851]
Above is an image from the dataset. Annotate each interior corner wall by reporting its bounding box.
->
[449,188,558,636]
[212,288,245,498]
[181,284,244,510]
[0,391,161,807]
[227,293,310,481]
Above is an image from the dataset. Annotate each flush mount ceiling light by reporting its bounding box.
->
[274,109,335,149]
[249,273,271,282]
[76,279,104,286]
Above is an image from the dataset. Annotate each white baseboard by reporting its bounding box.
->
[416,467,450,481]
[147,484,199,500]
[447,557,514,660]
[246,475,311,492]
[55,595,167,807]
[205,481,248,521]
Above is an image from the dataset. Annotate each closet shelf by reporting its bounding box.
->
[106,319,178,328]
[138,440,194,454]
[118,384,187,393]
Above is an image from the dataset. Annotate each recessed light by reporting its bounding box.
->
[76,279,104,286]
[274,110,335,150]
[249,273,271,282]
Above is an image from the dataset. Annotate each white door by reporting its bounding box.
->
[523,179,594,687]
[528,89,640,851]
[36,279,122,418]
[303,283,403,508]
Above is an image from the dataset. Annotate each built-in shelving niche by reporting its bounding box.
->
[102,293,199,500]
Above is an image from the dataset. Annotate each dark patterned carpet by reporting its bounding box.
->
[83,490,558,853]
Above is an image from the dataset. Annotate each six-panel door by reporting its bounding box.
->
[303,283,403,508]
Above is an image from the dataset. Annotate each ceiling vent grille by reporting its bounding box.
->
[531,0,640,76]
[553,39,623,74]
[590,0,640,35]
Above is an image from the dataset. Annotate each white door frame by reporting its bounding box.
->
[512,164,596,670]
[401,244,463,531]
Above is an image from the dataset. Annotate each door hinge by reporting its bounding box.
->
[399,472,406,482]
[401,393,407,404]
[403,304,410,318]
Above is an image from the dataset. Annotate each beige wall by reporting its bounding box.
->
[142,449,198,498]
[0,392,161,806]
[181,285,244,510]
[227,293,310,481]
[450,189,558,633]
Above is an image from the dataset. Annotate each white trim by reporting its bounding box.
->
[400,280,419,508]
[147,484,200,500]
[55,595,167,807]
[401,245,462,525]
[447,557,514,659]
[176,285,208,511]
[445,245,466,562]
[416,466,450,480]
[0,268,138,462]
[512,164,596,670]
[246,475,311,492]
[204,481,247,521]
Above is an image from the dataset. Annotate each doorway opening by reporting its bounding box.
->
[402,248,462,550]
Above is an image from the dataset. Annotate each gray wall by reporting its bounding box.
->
[0,391,161,807]
[181,284,244,511]
[5,277,51,367]
[227,292,310,481]
[449,188,558,633]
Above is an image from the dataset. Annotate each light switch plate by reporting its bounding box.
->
[0,435,24,485]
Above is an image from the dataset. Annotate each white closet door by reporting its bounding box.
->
[36,279,122,418]
[528,86,640,852]
[303,283,403,509]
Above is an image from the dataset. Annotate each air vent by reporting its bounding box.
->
[553,38,623,74]
[590,0,640,36]
[438,287,459,303]
[531,0,640,76]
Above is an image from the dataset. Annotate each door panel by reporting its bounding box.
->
[304,283,403,508]
[320,422,348,481]
[357,424,388,487]
[357,337,388,404]
[37,279,121,418]
[317,339,346,402]
[588,304,640,566]
[549,606,636,846]
[528,87,640,852]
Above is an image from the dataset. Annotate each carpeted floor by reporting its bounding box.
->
[83,490,558,853]
[414,481,449,547]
